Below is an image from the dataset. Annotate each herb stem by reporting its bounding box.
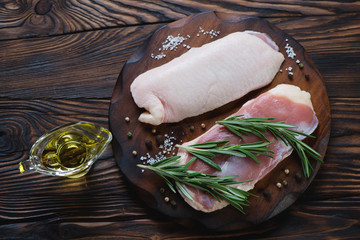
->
[217,115,322,178]
[137,156,255,213]
[176,140,274,170]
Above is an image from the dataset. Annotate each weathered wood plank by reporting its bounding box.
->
[0,15,359,99]
[0,0,359,40]
[0,24,161,99]
[0,2,359,237]
[0,98,358,226]
[0,196,359,239]
[305,98,360,199]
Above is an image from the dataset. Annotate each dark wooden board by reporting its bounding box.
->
[113,11,331,230]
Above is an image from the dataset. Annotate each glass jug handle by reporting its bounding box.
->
[19,156,39,173]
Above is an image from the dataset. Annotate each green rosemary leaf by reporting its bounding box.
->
[175,181,193,201]
[137,157,255,213]
[189,140,229,149]
[217,115,322,178]
[177,140,273,168]
[190,152,222,170]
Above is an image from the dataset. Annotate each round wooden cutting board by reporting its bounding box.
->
[109,11,331,230]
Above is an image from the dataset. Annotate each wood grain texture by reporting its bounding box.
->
[0,0,359,40]
[1,15,359,99]
[0,0,360,238]
[0,24,160,99]
[0,97,359,236]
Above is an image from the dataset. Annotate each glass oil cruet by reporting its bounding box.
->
[19,122,112,178]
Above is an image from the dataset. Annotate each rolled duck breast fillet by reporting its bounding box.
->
[130,31,285,125]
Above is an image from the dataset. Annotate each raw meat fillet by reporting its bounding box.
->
[177,84,319,212]
[130,31,284,125]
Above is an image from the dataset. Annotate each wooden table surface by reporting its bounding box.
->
[1,1,359,239]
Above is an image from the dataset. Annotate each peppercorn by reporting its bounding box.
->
[201,123,206,129]
[164,197,170,202]
[284,169,290,175]
[132,150,137,156]
[305,74,310,80]
[298,62,304,69]
[145,140,152,149]
[160,187,165,194]
[125,117,130,123]
[288,72,294,80]
[155,135,164,146]
[189,125,195,132]
[282,180,288,186]
[127,131,132,138]
[263,189,271,200]
[170,200,177,206]
[276,182,282,189]
[295,172,302,182]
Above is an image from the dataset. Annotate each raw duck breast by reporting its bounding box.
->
[130,31,284,125]
[177,84,319,212]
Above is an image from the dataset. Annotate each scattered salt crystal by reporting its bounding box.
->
[151,52,166,60]
[151,27,220,61]
[285,43,296,59]
[140,134,177,166]
[162,34,187,51]
[296,59,300,64]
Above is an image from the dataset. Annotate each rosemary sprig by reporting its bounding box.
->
[176,140,274,170]
[216,115,323,178]
[137,156,256,213]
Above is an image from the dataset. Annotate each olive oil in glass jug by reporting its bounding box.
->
[19,122,112,178]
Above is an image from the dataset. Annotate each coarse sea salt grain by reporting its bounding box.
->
[150,34,188,60]
[151,52,166,60]
[285,43,296,59]
[198,27,220,38]
[162,34,187,51]
[150,27,220,60]
[140,133,177,166]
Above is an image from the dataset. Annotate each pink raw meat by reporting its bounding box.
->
[177,84,319,212]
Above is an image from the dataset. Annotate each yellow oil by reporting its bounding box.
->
[40,123,108,171]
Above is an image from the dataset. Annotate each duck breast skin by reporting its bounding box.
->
[177,84,319,212]
[130,31,285,125]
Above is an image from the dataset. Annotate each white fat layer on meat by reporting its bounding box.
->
[268,84,313,110]
[130,31,285,125]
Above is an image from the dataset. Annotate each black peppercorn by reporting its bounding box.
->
[155,135,164,146]
[288,72,294,80]
[145,140,152,149]
[263,189,271,200]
